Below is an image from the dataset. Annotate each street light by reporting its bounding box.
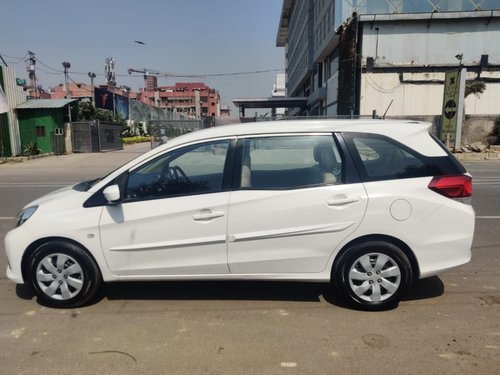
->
[88,72,96,104]
[455,53,463,66]
[62,61,71,99]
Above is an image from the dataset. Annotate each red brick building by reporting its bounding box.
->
[47,80,222,119]
[49,83,92,99]
[140,82,221,118]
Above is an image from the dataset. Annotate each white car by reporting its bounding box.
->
[4,120,474,310]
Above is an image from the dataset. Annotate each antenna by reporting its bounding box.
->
[104,57,117,87]
[381,99,393,119]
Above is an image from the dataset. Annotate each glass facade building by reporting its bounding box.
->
[336,0,500,28]
[278,0,500,115]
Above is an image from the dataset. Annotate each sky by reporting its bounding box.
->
[0,0,285,114]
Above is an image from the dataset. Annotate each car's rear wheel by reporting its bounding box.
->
[27,241,102,308]
[333,241,412,310]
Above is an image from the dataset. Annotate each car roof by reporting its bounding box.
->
[163,119,431,148]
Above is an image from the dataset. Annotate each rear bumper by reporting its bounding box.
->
[413,207,475,278]
[417,237,472,278]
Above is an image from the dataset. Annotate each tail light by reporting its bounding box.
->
[428,175,472,203]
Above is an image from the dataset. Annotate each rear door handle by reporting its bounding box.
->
[193,210,225,221]
[327,195,360,206]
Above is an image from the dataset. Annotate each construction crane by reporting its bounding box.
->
[127,68,203,78]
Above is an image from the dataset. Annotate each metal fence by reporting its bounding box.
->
[51,130,66,155]
[148,119,204,148]
[72,121,123,153]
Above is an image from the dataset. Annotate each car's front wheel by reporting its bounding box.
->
[27,241,102,308]
[333,241,413,310]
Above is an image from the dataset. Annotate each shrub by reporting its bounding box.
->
[23,142,42,156]
[122,136,151,144]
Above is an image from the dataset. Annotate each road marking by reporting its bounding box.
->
[473,179,500,184]
[476,216,500,219]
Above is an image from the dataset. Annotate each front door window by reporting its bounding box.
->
[125,140,230,201]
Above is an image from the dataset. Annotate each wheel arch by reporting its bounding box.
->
[21,237,102,283]
[333,234,420,279]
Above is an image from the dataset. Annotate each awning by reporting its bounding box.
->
[15,99,77,110]
[232,97,307,109]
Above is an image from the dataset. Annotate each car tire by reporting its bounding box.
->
[27,241,102,308]
[333,241,412,310]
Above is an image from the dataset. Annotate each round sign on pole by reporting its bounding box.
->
[444,100,457,120]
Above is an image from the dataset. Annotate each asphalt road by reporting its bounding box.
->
[0,145,498,375]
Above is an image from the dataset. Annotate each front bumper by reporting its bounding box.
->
[4,226,33,284]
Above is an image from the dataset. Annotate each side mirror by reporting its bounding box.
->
[103,185,121,204]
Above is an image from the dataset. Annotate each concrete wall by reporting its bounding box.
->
[384,114,497,144]
[357,14,500,141]
[463,115,496,144]
[361,17,500,67]
[360,72,500,117]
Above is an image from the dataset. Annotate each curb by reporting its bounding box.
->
[1,152,55,164]
[454,153,500,161]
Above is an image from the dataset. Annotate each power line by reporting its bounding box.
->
[36,66,63,75]
[198,68,284,77]
[0,52,29,63]
[128,67,284,78]
[34,56,63,73]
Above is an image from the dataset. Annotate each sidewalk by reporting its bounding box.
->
[0,142,152,180]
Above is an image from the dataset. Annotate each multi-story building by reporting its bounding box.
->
[220,104,231,117]
[272,73,286,117]
[139,82,221,118]
[277,0,500,141]
[49,83,92,99]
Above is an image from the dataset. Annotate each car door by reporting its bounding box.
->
[99,139,233,277]
[227,134,368,274]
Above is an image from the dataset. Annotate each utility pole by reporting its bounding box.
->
[62,61,71,99]
[88,72,96,104]
[26,51,37,98]
[62,61,72,128]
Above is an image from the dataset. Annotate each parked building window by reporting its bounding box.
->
[36,126,45,137]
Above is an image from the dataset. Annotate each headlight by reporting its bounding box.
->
[15,206,38,228]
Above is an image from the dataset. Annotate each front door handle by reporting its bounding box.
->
[193,210,225,221]
[327,195,360,206]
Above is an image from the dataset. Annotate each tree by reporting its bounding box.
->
[76,100,125,125]
[461,79,486,145]
[465,80,486,98]
[77,101,96,121]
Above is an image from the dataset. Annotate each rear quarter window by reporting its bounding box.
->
[343,132,465,182]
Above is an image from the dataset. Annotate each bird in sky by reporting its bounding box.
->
[134,40,146,45]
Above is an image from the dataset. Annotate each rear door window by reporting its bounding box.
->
[353,136,426,179]
[343,133,464,181]
[238,135,342,190]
